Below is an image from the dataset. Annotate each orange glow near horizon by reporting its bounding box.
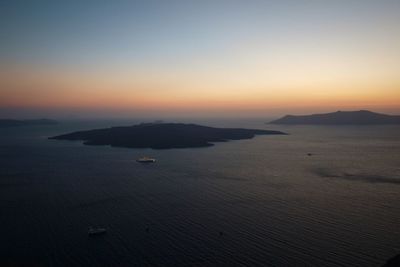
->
[1,1,400,117]
[1,63,399,116]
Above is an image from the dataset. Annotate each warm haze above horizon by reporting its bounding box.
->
[1,1,399,119]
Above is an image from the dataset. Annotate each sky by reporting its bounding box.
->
[0,0,399,118]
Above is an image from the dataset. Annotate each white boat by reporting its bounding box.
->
[88,227,106,236]
[136,157,156,163]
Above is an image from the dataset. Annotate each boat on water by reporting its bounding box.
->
[88,227,106,236]
[136,156,156,163]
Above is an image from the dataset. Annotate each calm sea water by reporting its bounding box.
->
[1,119,399,267]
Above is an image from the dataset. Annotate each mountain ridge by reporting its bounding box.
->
[269,110,400,125]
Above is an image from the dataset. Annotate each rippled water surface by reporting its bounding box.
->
[1,119,399,266]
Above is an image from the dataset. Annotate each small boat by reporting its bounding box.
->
[136,156,156,163]
[88,227,106,236]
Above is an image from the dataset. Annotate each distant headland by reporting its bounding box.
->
[269,110,400,125]
[49,123,286,149]
[0,119,58,128]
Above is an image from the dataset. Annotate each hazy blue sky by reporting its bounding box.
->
[1,0,399,118]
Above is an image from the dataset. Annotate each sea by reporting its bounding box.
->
[1,118,399,267]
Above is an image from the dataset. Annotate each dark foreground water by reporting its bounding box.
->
[1,119,399,267]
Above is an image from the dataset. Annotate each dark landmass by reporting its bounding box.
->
[269,110,400,125]
[49,123,286,149]
[382,254,400,267]
[0,119,58,128]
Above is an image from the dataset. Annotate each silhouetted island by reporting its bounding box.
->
[0,119,57,128]
[269,110,400,125]
[382,254,400,267]
[49,123,286,149]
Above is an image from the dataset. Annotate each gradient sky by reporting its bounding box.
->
[1,0,399,118]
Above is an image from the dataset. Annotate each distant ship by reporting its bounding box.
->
[88,227,106,236]
[136,157,156,163]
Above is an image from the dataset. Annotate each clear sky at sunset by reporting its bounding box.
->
[1,0,399,118]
